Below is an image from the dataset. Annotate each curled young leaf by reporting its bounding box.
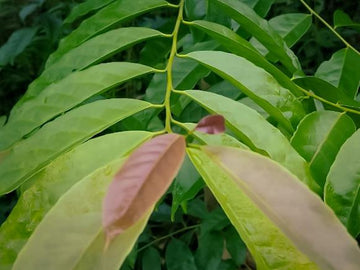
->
[195,114,225,134]
[103,133,186,245]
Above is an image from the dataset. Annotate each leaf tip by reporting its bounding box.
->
[195,114,225,134]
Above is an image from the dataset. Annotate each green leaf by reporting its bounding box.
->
[196,145,360,270]
[184,90,320,192]
[142,247,161,270]
[195,231,223,270]
[315,48,360,98]
[187,148,318,269]
[0,131,153,269]
[333,10,360,31]
[103,134,186,243]
[250,13,312,57]
[185,0,206,20]
[73,211,151,270]
[21,28,163,100]
[1,62,155,150]
[45,0,171,67]
[271,13,312,47]
[187,20,303,97]
[224,226,246,266]
[0,116,6,127]
[293,76,360,109]
[12,158,152,270]
[185,51,305,131]
[64,0,116,24]
[325,129,360,237]
[19,3,39,22]
[0,27,38,66]
[214,0,301,73]
[183,123,249,149]
[166,238,198,270]
[145,40,217,106]
[240,0,274,17]
[291,111,356,188]
[0,98,152,195]
[171,154,203,219]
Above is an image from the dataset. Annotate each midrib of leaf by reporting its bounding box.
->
[309,112,342,166]
[281,14,311,46]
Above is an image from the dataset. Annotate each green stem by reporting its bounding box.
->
[300,0,360,55]
[163,0,185,133]
[137,224,200,252]
[294,84,360,115]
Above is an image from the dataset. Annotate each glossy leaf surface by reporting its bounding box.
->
[185,90,319,192]
[1,63,154,150]
[187,148,318,270]
[215,0,301,73]
[325,129,360,237]
[0,99,151,194]
[291,111,356,187]
[201,146,360,270]
[185,51,305,130]
[315,48,360,98]
[103,134,186,243]
[0,131,153,269]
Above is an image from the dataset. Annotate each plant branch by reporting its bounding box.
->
[163,0,185,133]
[137,224,200,252]
[300,0,360,55]
[294,84,360,115]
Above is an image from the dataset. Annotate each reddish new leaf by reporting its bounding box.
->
[195,114,225,134]
[103,133,186,245]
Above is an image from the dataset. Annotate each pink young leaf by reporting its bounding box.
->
[103,133,186,246]
[195,114,225,134]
